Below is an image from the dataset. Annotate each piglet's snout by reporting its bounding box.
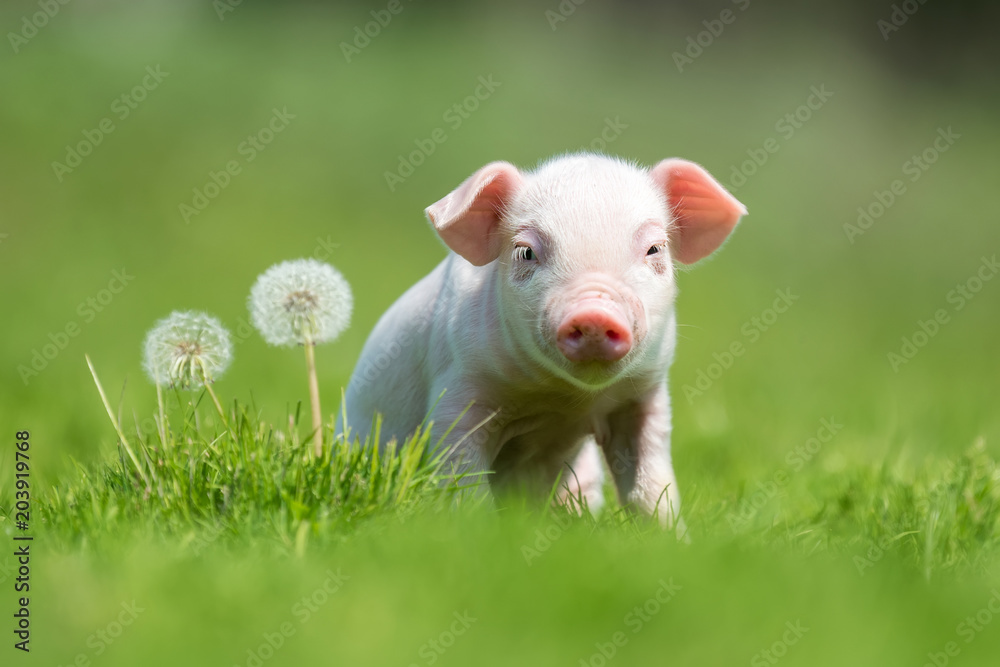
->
[556,298,633,363]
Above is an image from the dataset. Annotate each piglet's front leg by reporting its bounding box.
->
[600,383,686,535]
[427,388,501,504]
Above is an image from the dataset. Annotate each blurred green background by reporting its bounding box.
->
[2,0,999,664]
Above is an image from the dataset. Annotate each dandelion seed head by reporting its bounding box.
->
[143,311,233,389]
[248,258,353,347]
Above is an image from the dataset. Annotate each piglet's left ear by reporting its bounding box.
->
[650,158,747,265]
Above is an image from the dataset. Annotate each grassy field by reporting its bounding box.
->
[2,1,999,665]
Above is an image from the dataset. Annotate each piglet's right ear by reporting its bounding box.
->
[425,161,522,266]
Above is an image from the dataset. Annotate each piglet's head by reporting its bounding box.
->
[425,154,746,388]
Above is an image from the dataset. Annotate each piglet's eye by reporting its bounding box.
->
[514,245,535,261]
[647,245,663,256]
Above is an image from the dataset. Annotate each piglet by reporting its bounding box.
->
[343,153,746,529]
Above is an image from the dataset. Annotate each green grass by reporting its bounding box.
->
[23,366,1000,577]
[35,390,458,556]
[2,1,999,664]
[4,384,1000,665]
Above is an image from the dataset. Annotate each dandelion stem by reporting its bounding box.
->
[205,383,229,429]
[86,354,149,486]
[155,382,168,447]
[192,356,235,440]
[304,340,323,455]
